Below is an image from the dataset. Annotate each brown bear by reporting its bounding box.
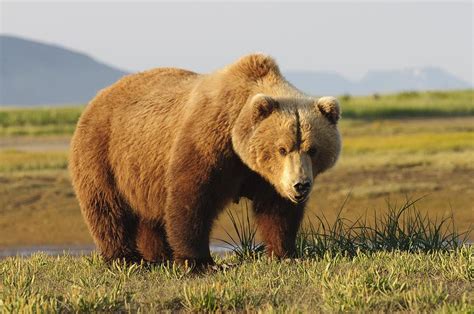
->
[69,53,341,266]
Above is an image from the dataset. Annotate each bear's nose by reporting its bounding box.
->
[293,181,311,195]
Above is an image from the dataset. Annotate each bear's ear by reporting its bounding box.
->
[251,94,279,123]
[316,96,340,124]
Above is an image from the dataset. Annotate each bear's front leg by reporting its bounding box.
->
[253,194,305,258]
[164,144,223,268]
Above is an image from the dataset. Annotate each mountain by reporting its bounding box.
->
[0,35,127,106]
[357,67,471,95]
[285,68,471,96]
[0,35,471,105]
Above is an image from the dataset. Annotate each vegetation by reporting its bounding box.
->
[1,203,473,312]
[1,248,472,312]
[0,150,68,172]
[342,89,474,119]
[0,107,82,127]
[223,198,470,260]
[0,107,82,136]
[0,89,472,136]
[219,204,264,260]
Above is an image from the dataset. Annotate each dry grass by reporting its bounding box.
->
[343,131,474,154]
[0,150,68,172]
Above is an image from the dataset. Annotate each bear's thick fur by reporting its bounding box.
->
[70,54,341,265]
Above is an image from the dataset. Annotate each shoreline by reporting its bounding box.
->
[0,243,233,259]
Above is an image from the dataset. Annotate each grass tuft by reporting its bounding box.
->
[296,196,471,258]
[220,197,471,259]
[218,203,264,260]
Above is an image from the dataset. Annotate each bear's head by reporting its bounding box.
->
[232,94,341,204]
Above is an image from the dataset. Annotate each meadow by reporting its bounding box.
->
[0,90,473,311]
[1,198,473,312]
[1,247,472,312]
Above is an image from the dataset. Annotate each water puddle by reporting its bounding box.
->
[0,244,233,259]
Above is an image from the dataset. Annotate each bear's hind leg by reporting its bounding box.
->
[71,161,141,263]
[82,191,141,263]
[70,117,141,263]
[136,219,172,263]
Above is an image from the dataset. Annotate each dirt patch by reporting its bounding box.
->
[0,135,70,152]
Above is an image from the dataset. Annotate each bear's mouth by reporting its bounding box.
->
[288,192,310,204]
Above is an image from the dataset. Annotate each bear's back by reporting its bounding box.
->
[100,67,199,110]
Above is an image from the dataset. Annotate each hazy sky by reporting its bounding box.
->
[1,1,473,84]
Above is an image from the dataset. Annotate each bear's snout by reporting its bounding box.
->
[293,180,311,195]
[292,179,312,203]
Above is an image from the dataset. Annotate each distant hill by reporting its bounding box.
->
[285,68,471,96]
[0,35,471,105]
[0,35,127,106]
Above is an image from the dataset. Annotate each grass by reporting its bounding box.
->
[342,89,474,119]
[1,250,472,312]
[219,204,264,260]
[297,197,471,257]
[0,107,82,136]
[222,197,471,260]
[0,150,69,172]
[0,106,82,127]
[0,89,472,136]
[342,131,474,154]
[1,176,471,312]
[0,124,77,136]
[1,195,473,312]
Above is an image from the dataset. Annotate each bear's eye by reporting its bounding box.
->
[278,147,287,156]
[307,147,317,156]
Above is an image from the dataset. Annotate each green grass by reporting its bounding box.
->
[1,191,472,312]
[219,203,265,260]
[0,107,82,136]
[0,89,472,136]
[1,248,472,312]
[0,107,83,127]
[342,89,474,119]
[0,124,77,136]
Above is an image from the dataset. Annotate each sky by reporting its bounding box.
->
[1,1,473,84]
